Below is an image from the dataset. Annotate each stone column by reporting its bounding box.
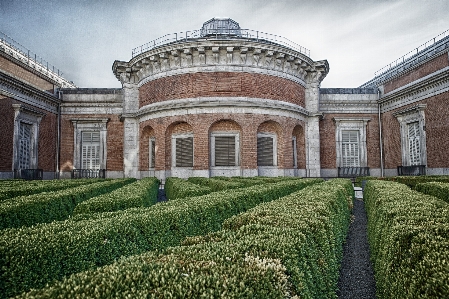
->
[122,82,140,178]
[304,70,323,177]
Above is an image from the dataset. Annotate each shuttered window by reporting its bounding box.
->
[214,136,236,166]
[408,122,421,165]
[341,130,360,167]
[257,135,275,166]
[175,136,193,167]
[149,138,156,168]
[292,137,297,168]
[81,132,100,170]
[18,122,32,169]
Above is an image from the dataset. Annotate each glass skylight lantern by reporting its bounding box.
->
[200,18,241,37]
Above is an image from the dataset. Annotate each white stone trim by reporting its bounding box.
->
[320,93,378,113]
[71,118,108,170]
[1,84,58,113]
[393,104,427,166]
[12,104,44,170]
[333,117,370,168]
[380,66,449,112]
[136,97,309,123]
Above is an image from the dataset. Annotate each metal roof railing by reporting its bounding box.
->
[0,31,75,87]
[131,28,310,58]
[360,29,449,88]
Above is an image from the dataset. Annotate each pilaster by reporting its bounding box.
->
[123,117,139,178]
[305,114,322,177]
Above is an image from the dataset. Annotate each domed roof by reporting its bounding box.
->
[200,18,241,37]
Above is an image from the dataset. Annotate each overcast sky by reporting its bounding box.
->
[1,0,449,88]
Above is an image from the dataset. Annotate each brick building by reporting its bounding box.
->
[1,18,448,180]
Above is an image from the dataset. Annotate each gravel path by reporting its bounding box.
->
[157,188,167,202]
[337,197,376,299]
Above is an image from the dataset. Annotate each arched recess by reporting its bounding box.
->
[292,124,306,169]
[140,125,155,171]
[257,120,282,174]
[209,119,242,177]
[165,121,194,170]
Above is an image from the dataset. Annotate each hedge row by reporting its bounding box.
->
[415,182,449,203]
[18,179,352,298]
[364,180,449,299]
[187,177,246,191]
[73,178,159,215]
[0,179,106,201]
[0,179,134,229]
[164,177,212,200]
[0,178,323,298]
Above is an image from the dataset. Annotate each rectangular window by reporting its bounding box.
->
[292,137,297,168]
[81,131,100,170]
[214,136,236,166]
[257,135,275,166]
[408,122,421,165]
[149,138,156,169]
[175,136,193,167]
[18,122,32,169]
[341,130,360,167]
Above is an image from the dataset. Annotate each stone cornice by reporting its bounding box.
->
[0,40,76,88]
[126,96,310,122]
[0,71,60,113]
[320,93,378,114]
[379,66,449,112]
[392,103,427,118]
[113,39,329,87]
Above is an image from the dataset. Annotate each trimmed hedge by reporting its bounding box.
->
[18,179,352,298]
[364,180,449,299]
[0,178,322,298]
[415,181,449,203]
[0,179,134,229]
[187,177,246,191]
[386,175,449,189]
[73,178,159,215]
[164,177,212,200]
[0,179,106,201]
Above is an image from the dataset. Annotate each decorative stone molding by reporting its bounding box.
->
[0,72,60,113]
[333,117,371,168]
[12,104,45,170]
[134,97,309,123]
[379,66,449,112]
[71,118,109,170]
[320,93,378,113]
[113,39,329,89]
[393,104,427,166]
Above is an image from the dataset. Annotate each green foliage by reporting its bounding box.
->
[0,179,107,201]
[0,179,134,229]
[164,177,212,200]
[17,179,351,299]
[415,182,449,203]
[385,175,449,189]
[73,178,159,215]
[187,177,246,191]
[0,178,322,298]
[364,180,449,299]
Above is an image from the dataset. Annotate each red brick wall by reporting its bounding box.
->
[60,114,123,171]
[38,110,57,171]
[139,72,305,108]
[139,114,306,171]
[292,125,306,169]
[383,91,449,169]
[320,114,380,169]
[0,96,15,170]
[0,55,55,92]
[384,53,449,94]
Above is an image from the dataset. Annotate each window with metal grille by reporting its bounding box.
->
[214,135,236,166]
[257,134,275,166]
[149,138,156,169]
[18,122,32,169]
[408,122,421,165]
[81,132,100,170]
[175,136,193,167]
[341,131,360,167]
